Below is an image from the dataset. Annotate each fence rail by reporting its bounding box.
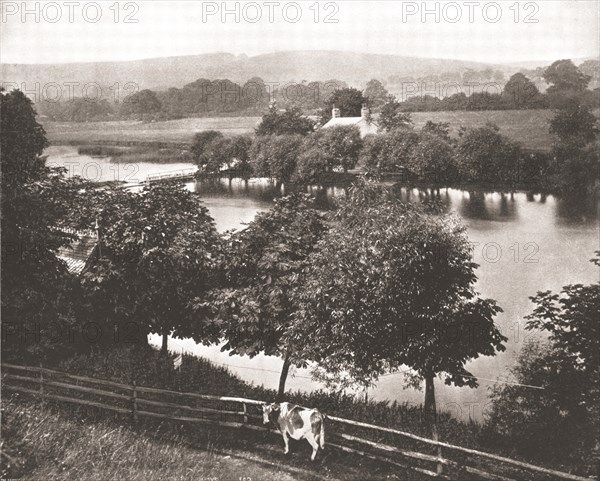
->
[1,363,595,481]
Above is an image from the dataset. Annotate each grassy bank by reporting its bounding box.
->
[42,110,554,152]
[1,397,340,481]
[2,346,590,478]
[77,145,193,164]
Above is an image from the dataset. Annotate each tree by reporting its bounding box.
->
[119,89,162,119]
[378,95,413,132]
[502,73,543,108]
[406,132,456,183]
[1,89,91,362]
[197,135,253,176]
[487,254,599,474]
[82,183,222,354]
[319,87,367,125]
[364,79,389,110]
[293,181,505,424]
[256,103,315,136]
[200,194,327,399]
[360,128,420,173]
[249,134,304,184]
[319,125,363,174]
[544,59,591,93]
[549,104,598,145]
[191,130,224,164]
[295,137,329,184]
[421,121,451,141]
[455,124,522,184]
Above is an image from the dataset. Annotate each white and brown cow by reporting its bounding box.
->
[262,402,325,461]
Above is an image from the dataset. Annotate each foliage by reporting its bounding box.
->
[255,103,315,136]
[364,79,389,110]
[319,87,367,125]
[360,128,420,173]
[190,130,224,162]
[293,180,505,411]
[81,183,222,351]
[549,103,598,145]
[378,95,413,132]
[406,132,456,183]
[501,73,544,109]
[544,59,591,93]
[1,89,91,363]
[455,123,522,184]
[197,194,327,395]
[486,255,599,475]
[119,89,162,119]
[421,121,451,141]
[249,134,304,183]
[197,135,253,176]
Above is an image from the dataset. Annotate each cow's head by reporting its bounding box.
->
[262,403,279,424]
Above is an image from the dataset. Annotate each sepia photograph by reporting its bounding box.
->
[0,1,598,480]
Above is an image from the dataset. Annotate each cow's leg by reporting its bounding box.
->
[282,430,290,454]
[306,433,319,461]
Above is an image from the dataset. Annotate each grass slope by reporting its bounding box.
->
[42,110,555,152]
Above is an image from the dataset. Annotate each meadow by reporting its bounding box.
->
[42,110,556,152]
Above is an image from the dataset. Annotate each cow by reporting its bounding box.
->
[262,402,325,461]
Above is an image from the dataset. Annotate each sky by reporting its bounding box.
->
[1,0,598,64]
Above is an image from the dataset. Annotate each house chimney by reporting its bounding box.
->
[332,105,341,118]
[361,104,370,119]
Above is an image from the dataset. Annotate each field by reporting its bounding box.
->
[42,110,556,152]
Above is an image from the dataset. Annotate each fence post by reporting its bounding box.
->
[242,402,248,425]
[131,380,138,424]
[432,423,444,477]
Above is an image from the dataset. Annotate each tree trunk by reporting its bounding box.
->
[424,372,437,426]
[161,327,169,355]
[277,356,291,401]
[424,372,443,475]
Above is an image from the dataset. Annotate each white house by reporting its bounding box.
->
[321,104,379,138]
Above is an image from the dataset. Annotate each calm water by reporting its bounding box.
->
[48,146,599,421]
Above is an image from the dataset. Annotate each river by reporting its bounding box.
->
[47,145,599,421]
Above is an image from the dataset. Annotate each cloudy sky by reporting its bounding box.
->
[1,0,598,64]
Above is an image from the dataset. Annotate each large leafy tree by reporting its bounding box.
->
[360,128,420,173]
[293,180,505,422]
[191,130,224,164]
[544,59,591,94]
[256,103,315,137]
[319,87,367,125]
[119,89,162,119]
[364,79,389,110]
[81,183,222,353]
[199,194,327,399]
[1,89,91,362]
[249,134,304,184]
[455,123,522,184]
[406,132,456,183]
[487,253,599,474]
[502,73,544,109]
[320,125,363,174]
[378,95,413,132]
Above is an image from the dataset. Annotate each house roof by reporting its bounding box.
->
[57,232,97,275]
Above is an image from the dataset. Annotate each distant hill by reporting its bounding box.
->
[1,50,537,92]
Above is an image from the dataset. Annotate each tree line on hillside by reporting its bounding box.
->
[34,59,599,122]
[1,87,598,476]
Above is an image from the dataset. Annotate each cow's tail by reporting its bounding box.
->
[319,414,325,449]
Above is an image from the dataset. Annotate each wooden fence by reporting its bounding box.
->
[1,363,595,481]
